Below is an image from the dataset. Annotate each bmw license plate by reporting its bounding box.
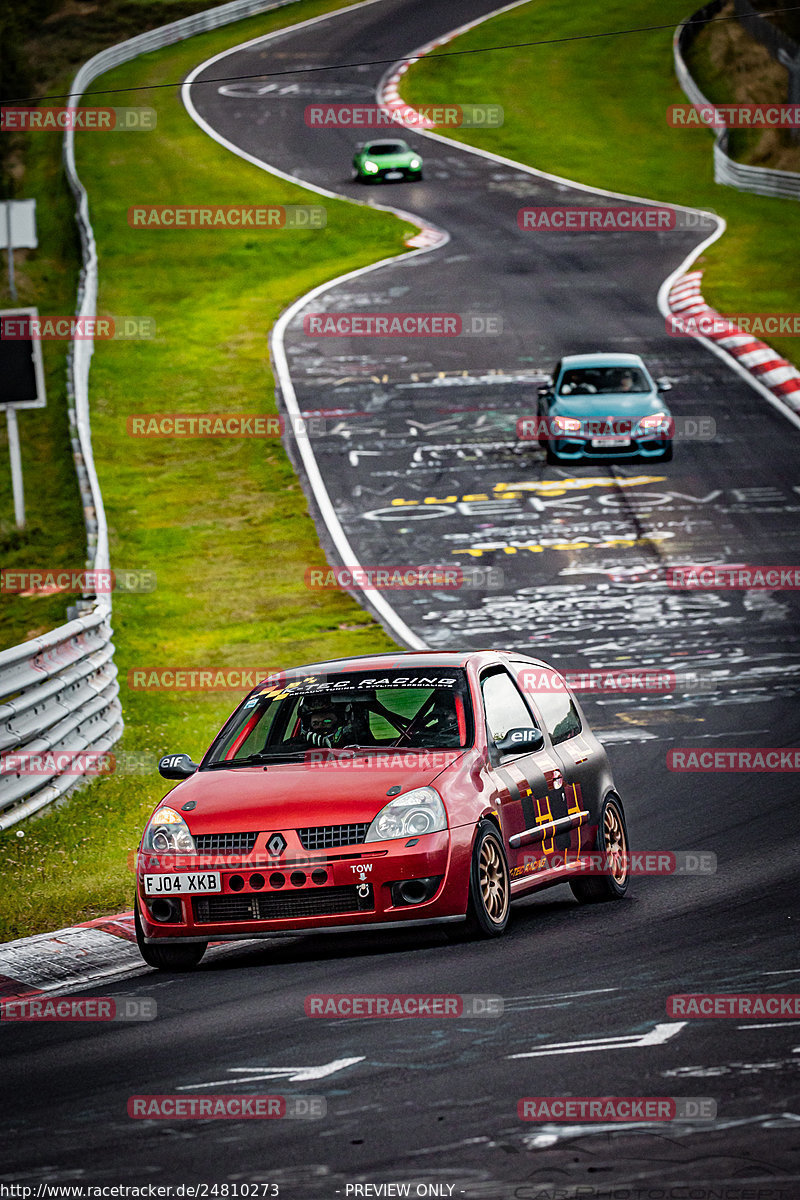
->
[144,872,221,895]
[591,436,630,447]
[385,170,403,180]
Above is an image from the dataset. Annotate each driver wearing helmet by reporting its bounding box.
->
[297,694,355,748]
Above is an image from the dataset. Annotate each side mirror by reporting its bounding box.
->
[158,752,198,780]
[538,385,554,399]
[656,379,672,392]
[494,727,545,756]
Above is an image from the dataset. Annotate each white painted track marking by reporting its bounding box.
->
[508,1021,686,1058]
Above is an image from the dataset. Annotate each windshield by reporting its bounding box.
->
[204,669,473,766]
[558,366,650,395]
[367,143,407,156]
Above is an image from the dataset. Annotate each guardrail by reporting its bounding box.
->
[1,0,303,830]
[674,1,800,200]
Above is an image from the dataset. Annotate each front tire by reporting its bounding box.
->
[463,821,511,937]
[570,795,630,904]
[135,900,208,971]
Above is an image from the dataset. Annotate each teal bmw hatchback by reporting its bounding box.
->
[536,352,674,463]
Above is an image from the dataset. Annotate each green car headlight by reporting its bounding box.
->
[363,160,379,174]
[409,158,421,169]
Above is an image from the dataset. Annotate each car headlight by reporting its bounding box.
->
[636,412,672,434]
[143,806,197,854]
[409,158,421,169]
[551,415,582,434]
[365,787,447,842]
[363,160,379,173]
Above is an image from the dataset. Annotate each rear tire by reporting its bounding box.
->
[570,795,630,904]
[462,821,511,937]
[135,900,207,971]
[660,442,673,462]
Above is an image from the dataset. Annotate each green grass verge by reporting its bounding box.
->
[0,0,405,942]
[0,0,267,649]
[403,0,800,364]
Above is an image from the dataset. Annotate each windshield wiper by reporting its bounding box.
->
[203,750,310,769]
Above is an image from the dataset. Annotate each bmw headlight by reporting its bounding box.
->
[636,412,672,435]
[551,414,582,434]
[143,806,197,854]
[363,160,379,173]
[409,158,421,169]
[365,787,447,842]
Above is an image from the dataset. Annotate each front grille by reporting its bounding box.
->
[297,823,369,851]
[194,832,259,854]
[193,886,367,923]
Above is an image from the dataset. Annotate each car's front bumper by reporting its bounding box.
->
[548,436,672,460]
[355,165,419,181]
[136,828,471,942]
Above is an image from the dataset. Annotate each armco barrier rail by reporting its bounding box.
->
[674,1,800,200]
[1,0,303,831]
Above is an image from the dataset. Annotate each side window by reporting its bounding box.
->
[481,671,537,744]
[532,689,582,744]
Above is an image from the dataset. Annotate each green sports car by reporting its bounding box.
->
[353,139,423,183]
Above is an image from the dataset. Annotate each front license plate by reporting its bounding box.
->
[591,436,631,447]
[385,170,403,180]
[144,872,221,895]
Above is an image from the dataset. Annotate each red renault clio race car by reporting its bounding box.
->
[135,651,630,970]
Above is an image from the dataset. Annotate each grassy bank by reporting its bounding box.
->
[0,0,267,647]
[403,0,799,364]
[0,0,402,941]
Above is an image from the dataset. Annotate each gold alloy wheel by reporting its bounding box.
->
[479,835,509,923]
[604,801,628,885]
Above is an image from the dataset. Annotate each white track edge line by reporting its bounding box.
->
[181,0,455,650]
[375,5,800,434]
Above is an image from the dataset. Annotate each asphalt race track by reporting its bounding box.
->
[3,0,799,1194]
